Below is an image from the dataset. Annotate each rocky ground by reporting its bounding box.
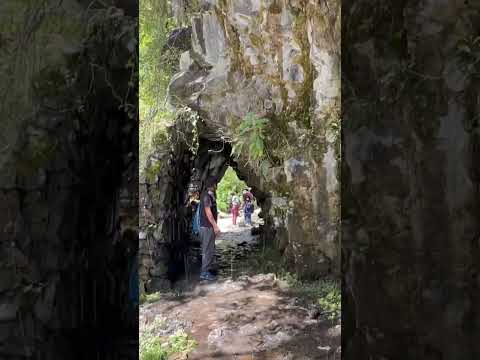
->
[140,213,341,359]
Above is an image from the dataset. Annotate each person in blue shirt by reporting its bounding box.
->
[243,197,254,226]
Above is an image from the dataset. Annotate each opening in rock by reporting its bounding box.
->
[139,133,269,289]
[181,165,267,284]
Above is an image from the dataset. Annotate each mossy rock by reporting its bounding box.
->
[151,130,169,149]
[145,161,163,184]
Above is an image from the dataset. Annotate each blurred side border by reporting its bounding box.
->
[342,0,480,359]
[0,1,139,359]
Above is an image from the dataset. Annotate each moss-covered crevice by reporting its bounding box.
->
[290,9,314,130]
[214,5,254,78]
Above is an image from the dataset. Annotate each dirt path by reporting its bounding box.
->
[183,210,265,280]
[140,213,341,359]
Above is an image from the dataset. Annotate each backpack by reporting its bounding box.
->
[192,204,201,235]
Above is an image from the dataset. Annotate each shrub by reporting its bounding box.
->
[216,167,247,212]
[316,279,341,320]
[140,330,197,360]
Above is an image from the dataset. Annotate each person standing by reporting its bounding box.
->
[230,193,241,225]
[228,192,234,213]
[243,197,254,226]
[198,179,221,281]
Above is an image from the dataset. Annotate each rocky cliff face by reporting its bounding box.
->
[342,1,480,357]
[157,0,340,279]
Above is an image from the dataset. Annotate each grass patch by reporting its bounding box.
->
[316,280,341,320]
[288,277,341,320]
[273,272,340,320]
[237,247,341,320]
[140,317,197,360]
[140,330,197,360]
[140,291,162,305]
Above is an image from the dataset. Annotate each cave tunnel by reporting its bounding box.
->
[167,136,270,283]
[140,134,272,292]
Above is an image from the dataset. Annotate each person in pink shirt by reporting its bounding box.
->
[230,193,241,225]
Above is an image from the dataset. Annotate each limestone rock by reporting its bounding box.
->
[166,0,340,278]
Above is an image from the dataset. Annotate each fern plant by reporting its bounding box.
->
[232,113,271,177]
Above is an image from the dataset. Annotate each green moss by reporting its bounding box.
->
[218,0,228,9]
[249,33,264,48]
[215,7,254,78]
[145,161,162,183]
[140,329,197,360]
[151,130,168,148]
[291,11,314,130]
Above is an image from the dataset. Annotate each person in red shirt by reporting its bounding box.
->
[230,193,241,225]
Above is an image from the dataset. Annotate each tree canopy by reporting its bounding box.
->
[216,167,248,212]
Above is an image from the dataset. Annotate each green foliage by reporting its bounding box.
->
[216,167,247,212]
[316,280,341,320]
[232,113,271,177]
[140,0,177,106]
[140,328,197,360]
[174,107,201,154]
[151,130,169,149]
[168,331,197,356]
[285,277,340,320]
[140,334,168,360]
[140,0,179,171]
[142,291,162,304]
[283,276,340,320]
[237,246,341,320]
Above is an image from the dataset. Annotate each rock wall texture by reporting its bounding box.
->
[0,4,138,359]
[165,0,341,279]
[139,113,197,292]
[342,0,480,358]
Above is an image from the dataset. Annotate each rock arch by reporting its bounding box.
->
[139,0,341,292]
